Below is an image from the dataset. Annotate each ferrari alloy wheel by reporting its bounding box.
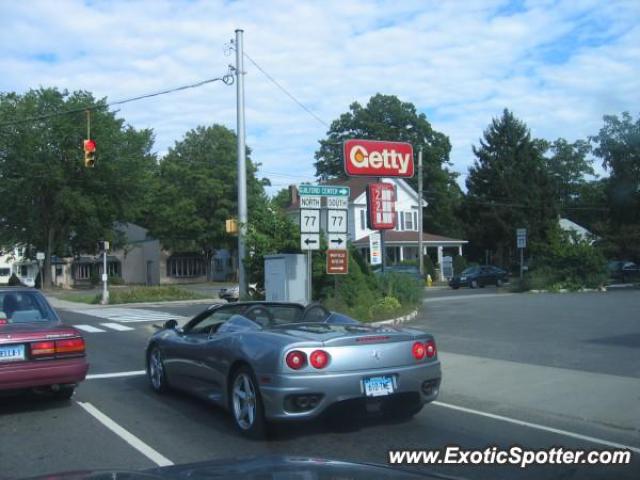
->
[230,367,267,438]
[148,346,168,393]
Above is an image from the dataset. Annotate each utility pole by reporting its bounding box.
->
[418,147,424,277]
[235,29,248,299]
[100,241,109,305]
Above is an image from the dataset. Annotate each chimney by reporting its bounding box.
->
[289,185,299,206]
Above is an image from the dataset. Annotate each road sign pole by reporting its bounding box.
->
[378,177,385,273]
[418,147,424,277]
[101,248,109,305]
[520,247,524,280]
[307,250,312,304]
[235,28,248,298]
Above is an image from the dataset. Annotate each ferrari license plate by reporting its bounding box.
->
[363,375,395,397]
[0,344,25,362]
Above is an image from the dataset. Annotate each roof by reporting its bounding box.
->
[353,231,467,245]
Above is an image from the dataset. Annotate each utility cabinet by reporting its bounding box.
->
[264,254,308,304]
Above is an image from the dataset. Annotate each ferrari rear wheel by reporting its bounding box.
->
[230,366,267,438]
[147,346,168,393]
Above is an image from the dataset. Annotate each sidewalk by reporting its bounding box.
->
[438,351,640,433]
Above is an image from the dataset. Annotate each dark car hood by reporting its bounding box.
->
[20,455,463,480]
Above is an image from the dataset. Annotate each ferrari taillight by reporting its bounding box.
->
[286,350,306,370]
[425,339,437,358]
[310,350,330,369]
[412,341,426,360]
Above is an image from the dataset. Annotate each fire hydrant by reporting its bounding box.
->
[426,274,433,287]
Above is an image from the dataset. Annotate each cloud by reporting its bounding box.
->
[1,0,638,194]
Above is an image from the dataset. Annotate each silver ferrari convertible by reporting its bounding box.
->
[145,302,441,437]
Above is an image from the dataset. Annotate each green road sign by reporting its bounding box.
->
[299,185,350,197]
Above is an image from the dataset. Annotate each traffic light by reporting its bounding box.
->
[83,139,96,167]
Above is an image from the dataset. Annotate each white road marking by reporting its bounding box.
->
[433,401,640,454]
[86,370,146,380]
[68,307,189,324]
[77,401,173,466]
[74,324,106,333]
[100,322,135,332]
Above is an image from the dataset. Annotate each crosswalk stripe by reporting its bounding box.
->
[100,322,135,332]
[68,307,189,324]
[74,324,106,333]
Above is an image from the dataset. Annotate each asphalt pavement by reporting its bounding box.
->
[1,289,638,479]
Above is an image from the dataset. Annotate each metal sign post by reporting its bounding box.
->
[516,228,527,280]
[101,241,110,305]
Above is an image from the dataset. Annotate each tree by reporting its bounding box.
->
[0,88,156,287]
[590,112,640,260]
[463,109,558,266]
[314,94,464,236]
[545,138,594,208]
[146,125,268,278]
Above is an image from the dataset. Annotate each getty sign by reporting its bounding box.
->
[343,139,414,177]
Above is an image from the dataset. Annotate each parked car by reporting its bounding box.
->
[449,265,508,289]
[0,287,89,399]
[145,301,441,438]
[607,260,640,283]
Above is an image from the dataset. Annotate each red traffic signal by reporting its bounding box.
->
[83,139,96,167]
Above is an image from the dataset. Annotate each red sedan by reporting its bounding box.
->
[0,287,88,399]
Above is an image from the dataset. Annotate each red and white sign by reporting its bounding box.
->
[326,249,349,275]
[367,183,397,230]
[344,139,414,177]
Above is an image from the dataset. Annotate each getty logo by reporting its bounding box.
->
[348,144,412,175]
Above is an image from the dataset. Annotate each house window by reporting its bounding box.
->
[55,266,63,277]
[20,265,28,277]
[400,213,405,231]
[414,212,418,231]
[107,262,120,277]
[168,255,205,278]
[405,212,414,231]
[360,209,365,230]
[75,264,92,280]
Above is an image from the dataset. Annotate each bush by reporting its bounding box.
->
[377,272,423,306]
[369,296,401,318]
[422,255,436,279]
[513,229,607,291]
[95,286,206,304]
[453,255,467,275]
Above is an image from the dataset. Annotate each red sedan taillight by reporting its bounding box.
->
[309,350,330,369]
[286,350,307,370]
[412,341,426,360]
[31,337,85,359]
[425,339,437,359]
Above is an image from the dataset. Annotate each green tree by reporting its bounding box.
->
[463,109,558,266]
[0,88,156,286]
[545,138,594,207]
[590,112,640,260]
[146,125,268,278]
[313,94,464,236]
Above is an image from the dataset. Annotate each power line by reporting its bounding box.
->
[0,71,234,129]
[242,51,329,129]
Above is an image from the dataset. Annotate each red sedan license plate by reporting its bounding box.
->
[0,344,25,362]
[363,375,395,397]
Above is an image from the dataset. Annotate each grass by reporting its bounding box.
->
[57,286,208,304]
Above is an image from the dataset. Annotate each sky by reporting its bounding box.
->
[1,0,639,194]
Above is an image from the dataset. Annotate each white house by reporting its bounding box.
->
[0,246,39,287]
[286,177,467,278]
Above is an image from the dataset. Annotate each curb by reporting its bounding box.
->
[371,308,419,327]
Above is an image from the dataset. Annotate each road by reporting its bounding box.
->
[1,290,638,479]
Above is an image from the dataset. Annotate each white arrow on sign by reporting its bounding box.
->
[328,233,347,250]
[301,233,320,250]
[300,209,321,233]
[327,209,348,233]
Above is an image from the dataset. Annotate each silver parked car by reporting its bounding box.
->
[145,302,441,437]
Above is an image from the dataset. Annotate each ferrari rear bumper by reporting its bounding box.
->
[259,360,441,421]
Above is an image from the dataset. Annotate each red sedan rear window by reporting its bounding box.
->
[0,291,54,324]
